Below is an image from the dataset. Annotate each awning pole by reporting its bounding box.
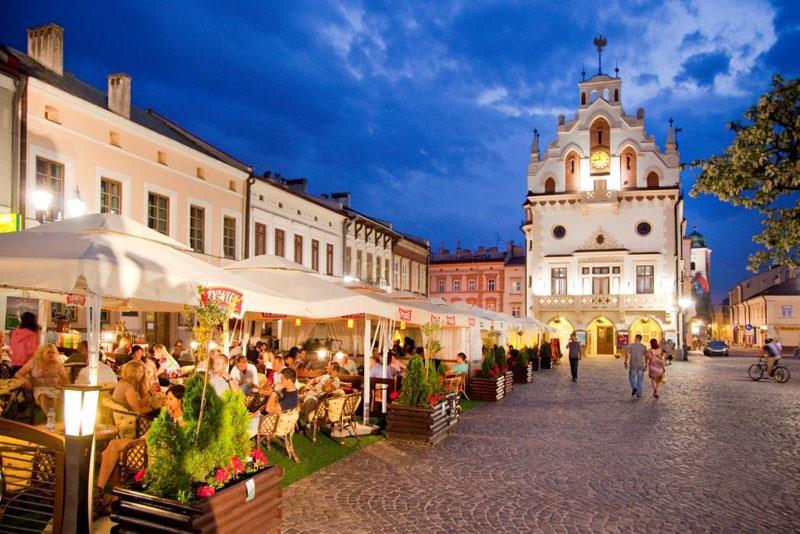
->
[85,292,101,386]
[362,318,371,423]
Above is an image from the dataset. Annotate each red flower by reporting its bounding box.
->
[488,369,496,377]
[427,395,436,405]
[196,485,216,499]
[214,468,229,484]
[230,456,245,474]
[134,468,146,483]
[252,449,267,465]
[389,391,401,401]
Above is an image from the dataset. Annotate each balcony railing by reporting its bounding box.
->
[581,190,618,203]
[536,293,667,311]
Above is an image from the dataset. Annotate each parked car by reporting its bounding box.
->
[703,340,729,356]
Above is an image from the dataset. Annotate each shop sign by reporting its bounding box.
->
[0,213,21,234]
[342,313,365,319]
[430,314,441,324]
[260,313,286,319]
[201,287,243,316]
[468,317,476,326]
[398,308,412,321]
[616,330,629,347]
[446,315,456,326]
[66,294,86,306]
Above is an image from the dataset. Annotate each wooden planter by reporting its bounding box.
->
[531,357,540,371]
[512,363,534,383]
[386,393,460,446]
[467,375,505,401]
[504,370,514,396]
[540,355,552,369]
[111,466,283,533]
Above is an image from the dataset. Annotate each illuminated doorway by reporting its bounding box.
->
[587,317,615,355]
[547,317,574,354]
[629,317,662,346]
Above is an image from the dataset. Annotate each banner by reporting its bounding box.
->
[201,287,243,316]
[398,307,413,321]
[342,313,365,319]
[260,312,286,319]
[430,314,441,324]
[66,294,86,306]
[468,317,476,327]
[446,315,456,326]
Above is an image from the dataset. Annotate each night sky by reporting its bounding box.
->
[2,1,798,303]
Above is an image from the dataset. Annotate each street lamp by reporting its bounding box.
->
[62,384,101,534]
[67,187,86,218]
[679,297,695,361]
[33,189,53,224]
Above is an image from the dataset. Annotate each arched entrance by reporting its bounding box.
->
[629,317,662,345]
[587,316,616,355]
[547,317,574,354]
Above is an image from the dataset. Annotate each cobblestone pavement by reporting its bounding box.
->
[283,356,800,533]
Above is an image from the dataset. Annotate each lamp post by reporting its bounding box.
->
[679,296,695,361]
[62,384,101,534]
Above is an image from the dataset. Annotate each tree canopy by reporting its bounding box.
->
[691,75,800,272]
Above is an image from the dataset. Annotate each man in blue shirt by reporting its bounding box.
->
[625,334,647,399]
[567,333,583,382]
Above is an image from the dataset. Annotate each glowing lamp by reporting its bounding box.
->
[316,349,328,360]
[190,340,199,350]
[101,331,115,342]
[208,341,218,351]
[400,321,406,330]
[347,318,354,329]
[33,189,53,212]
[67,188,86,218]
[63,384,100,437]
[679,297,694,310]
[334,351,345,360]
[295,318,302,326]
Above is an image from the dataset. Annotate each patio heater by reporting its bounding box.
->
[62,384,101,534]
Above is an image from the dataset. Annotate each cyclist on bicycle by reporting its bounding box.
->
[763,338,782,376]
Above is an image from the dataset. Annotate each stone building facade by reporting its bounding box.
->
[522,52,689,355]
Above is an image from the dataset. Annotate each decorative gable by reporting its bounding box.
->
[579,227,625,251]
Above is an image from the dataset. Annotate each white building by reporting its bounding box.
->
[523,54,687,355]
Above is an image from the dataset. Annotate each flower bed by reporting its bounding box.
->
[112,465,282,533]
[386,393,459,445]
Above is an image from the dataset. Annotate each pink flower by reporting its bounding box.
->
[214,468,229,484]
[389,391,401,401]
[230,456,245,474]
[196,485,216,499]
[134,469,146,483]
[252,449,267,465]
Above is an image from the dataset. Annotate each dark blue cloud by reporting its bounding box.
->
[677,51,731,87]
[1,0,796,303]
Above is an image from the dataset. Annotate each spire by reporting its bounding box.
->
[530,128,540,161]
[666,118,677,153]
[593,35,607,75]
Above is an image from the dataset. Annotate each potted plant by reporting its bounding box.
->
[494,345,514,396]
[112,287,283,533]
[511,347,533,384]
[529,345,540,371]
[466,349,505,401]
[539,341,553,370]
[386,355,459,445]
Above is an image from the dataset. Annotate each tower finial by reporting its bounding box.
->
[530,128,540,160]
[593,35,607,75]
[581,67,586,81]
[614,61,619,79]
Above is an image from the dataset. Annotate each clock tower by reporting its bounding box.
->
[522,38,690,356]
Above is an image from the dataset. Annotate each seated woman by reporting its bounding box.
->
[95,384,184,514]
[16,343,69,414]
[112,360,163,415]
[153,343,180,382]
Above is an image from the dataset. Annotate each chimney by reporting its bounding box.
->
[331,192,351,208]
[284,178,308,194]
[107,73,131,119]
[27,23,64,75]
[636,107,645,120]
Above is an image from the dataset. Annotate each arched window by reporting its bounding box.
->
[614,88,619,102]
[544,177,556,193]
[589,117,610,175]
[564,151,580,192]
[591,90,597,101]
[597,130,603,144]
[603,88,609,100]
[646,171,659,188]
[620,147,637,189]
[581,92,586,106]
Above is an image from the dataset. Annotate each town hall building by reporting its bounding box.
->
[522,40,688,355]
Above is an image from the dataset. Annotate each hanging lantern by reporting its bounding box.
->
[347,318,354,329]
[400,321,406,330]
[295,318,302,327]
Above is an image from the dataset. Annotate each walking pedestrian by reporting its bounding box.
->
[567,332,582,382]
[645,338,667,398]
[625,334,647,398]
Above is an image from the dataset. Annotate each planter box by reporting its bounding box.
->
[511,363,534,383]
[111,466,283,533]
[504,370,514,396]
[386,393,460,445]
[540,355,552,370]
[531,357,540,371]
[467,375,505,401]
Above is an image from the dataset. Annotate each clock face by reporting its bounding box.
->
[591,151,610,169]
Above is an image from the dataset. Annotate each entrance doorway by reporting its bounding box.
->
[587,317,615,355]
[547,317,574,355]
[630,317,662,346]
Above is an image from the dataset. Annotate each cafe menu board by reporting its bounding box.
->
[617,330,630,347]
[574,330,587,346]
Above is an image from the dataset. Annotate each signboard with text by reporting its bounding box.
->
[201,287,243,316]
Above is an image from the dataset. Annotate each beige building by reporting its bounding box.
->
[523,44,689,354]
[729,266,800,348]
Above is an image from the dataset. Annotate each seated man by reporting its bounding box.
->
[338,352,358,375]
[229,354,260,395]
[209,353,239,396]
[452,352,469,374]
[299,362,342,420]
[264,368,299,414]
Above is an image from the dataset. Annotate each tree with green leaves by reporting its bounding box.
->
[691,75,800,272]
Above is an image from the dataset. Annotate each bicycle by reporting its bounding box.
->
[747,357,790,383]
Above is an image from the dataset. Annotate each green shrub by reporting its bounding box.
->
[540,342,552,361]
[481,351,496,378]
[494,345,507,370]
[528,345,539,361]
[516,348,529,367]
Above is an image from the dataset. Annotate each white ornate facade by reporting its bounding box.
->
[523,68,686,355]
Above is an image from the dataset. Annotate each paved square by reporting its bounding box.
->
[283,356,800,533]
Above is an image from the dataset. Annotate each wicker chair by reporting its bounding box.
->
[0,363,13,379]
[306,394,345,444]
[254,411,280,451]
[307,392,361,445]
[272,408,300,463]
[119,438,148,483]
[100,397,153,439]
